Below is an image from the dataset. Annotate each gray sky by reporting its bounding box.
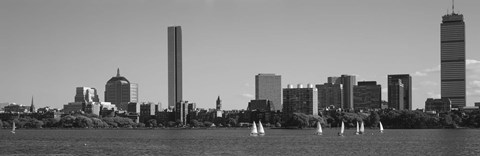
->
[1,0,480,110]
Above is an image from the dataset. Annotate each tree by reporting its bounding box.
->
[204,121,213,127]
[166,121,174,127]
[284,113,309,128]
[90,118,107,128]
[369,111,380,128]
[147,119,158,127]
[75,115,93,128]
[227,118,238,127]
[102,117,118,127]
[60,115,77,128]
[136,123,145,128]
[190,119,201,127]
[43,118,60,128]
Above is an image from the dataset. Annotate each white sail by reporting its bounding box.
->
[315,121,323,135]
[380,122,384,132]
[250,122,258,135]
[11,122,16,134]
[258,121,265,135]
[360,122,365,134]
[340,121,344,134]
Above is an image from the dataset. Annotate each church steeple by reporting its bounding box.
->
[216,96,221,110]
[30,96,36,113]
[117,68,120,77]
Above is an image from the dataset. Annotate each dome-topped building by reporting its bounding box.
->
[105,68,138,110]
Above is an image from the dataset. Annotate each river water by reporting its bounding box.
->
[1,128,479,155]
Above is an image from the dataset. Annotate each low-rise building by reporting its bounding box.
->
[247,99,272,111]
[425,98,451,113]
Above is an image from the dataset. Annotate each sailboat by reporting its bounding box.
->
[379,122,384,133]
[359,121,365,134]
[338,121,344,136]
[11,122,16,134]
[355,122,360,135]
[250,122,258,136]
[258,121,265,136]
[315,121,323,135]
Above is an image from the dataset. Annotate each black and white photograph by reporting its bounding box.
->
[1,0,480,155]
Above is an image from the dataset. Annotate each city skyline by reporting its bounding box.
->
[2,1,480,110]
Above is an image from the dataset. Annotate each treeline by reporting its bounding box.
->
[379,109,480,129]
[3,110,480,129]
[0,114,143,129]
[281,109,480,129]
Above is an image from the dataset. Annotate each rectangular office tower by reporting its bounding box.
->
[441,12,466,108]
[168,26,182,108]
[316,83,343,110]
[341,75,356,111]
[354,81,381,111]
[283,84,318,117]
[387,74,412,110]
[255,74,282,111]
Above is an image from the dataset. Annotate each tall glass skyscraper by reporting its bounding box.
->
[255,73,281,111]
[340,75,356,110]
[441,10,465,108]
[168,26,182,108]
[105,68,138,110]
[387,74,412,110]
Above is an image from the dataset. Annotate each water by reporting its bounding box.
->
[1,128,480,155]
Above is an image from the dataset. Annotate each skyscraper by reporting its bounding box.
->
[388,78,405,110]
[283,84,318,117]
[75,87,100,103]
[353,81,381,111]
[255,73,282,111]
[105,68,138,110]
[441,7,466,108]
[168,26,182,108]
[388,74,412,110]
[340,75,356,110]
[316,83,343,110]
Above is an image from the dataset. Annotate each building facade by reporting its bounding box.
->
[282,84,318,117]
[388,74,411,110]
[168,26,183,108]
[75,87,100,103]
[425,98,451,113]
[4,104,30,113]
[316,83,343,110]
[353,81,382,111]
[441,12,466,108]
[340,75,356,110]
[104,68,138,110]
[247,99,272,111]
[255,73,282,111]
[388,79,405,110]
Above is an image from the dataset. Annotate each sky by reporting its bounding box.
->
[1,0,480,110]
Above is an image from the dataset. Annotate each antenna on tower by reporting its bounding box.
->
[452,0,455,14]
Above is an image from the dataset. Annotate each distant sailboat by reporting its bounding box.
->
[355,122,360,135]
[250,122,258,136]
[360,121,365,134]
[338,121,344,136]
[379,122,384,133]
[258,121,265,136]
[315,121,323,135]
[11,122,16,134]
